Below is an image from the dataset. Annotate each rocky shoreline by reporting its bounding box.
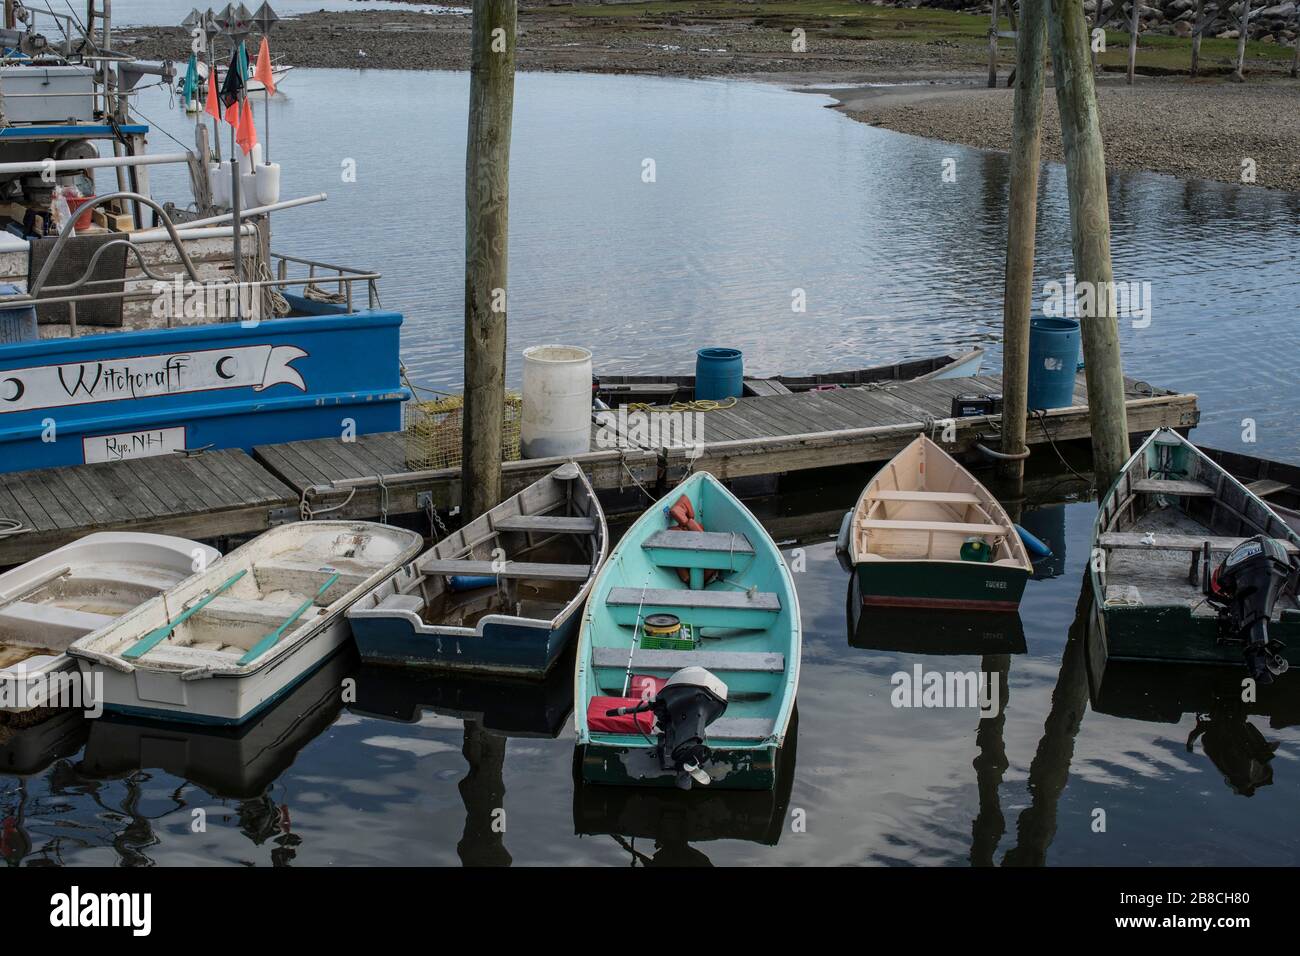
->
[118,8,1300,190]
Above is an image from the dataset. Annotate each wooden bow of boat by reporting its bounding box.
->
[575,471,800,791]
[847,434,1032,612]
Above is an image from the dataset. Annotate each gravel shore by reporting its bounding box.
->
[119,9,1300,191]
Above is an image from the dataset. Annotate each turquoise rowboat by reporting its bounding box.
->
[575,471,800,791]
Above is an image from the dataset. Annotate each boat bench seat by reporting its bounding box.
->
[592,646,785,672]
[1098,532,1299,555]
[1246,479,1291,498]
[375,593,425,614]
[0,601,114,637]
[420,559,592,581]
[606,586,780,628]
[859,518,1008,535]
[197,597,322,626]
[642,530,755,571]
[872,490,981,504]
[1132,478,1215,497]
[707,717,777,740]
[492,514,598,534]
[254,560,370,595]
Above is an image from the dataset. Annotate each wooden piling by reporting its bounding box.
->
[989,0,1001,87]
[462,0,517,521]
[1191,0,1204,76]
[1234,0,1251,82]
[1047,0,1131,493]
[1127,0,1140,84]
[1000,0,1049,480]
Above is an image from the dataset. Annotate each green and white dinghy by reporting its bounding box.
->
[575,471,800,791]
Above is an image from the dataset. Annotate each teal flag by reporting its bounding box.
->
[182,53,198,104]
[237,41,250,82]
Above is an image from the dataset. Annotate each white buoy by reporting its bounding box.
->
[255,162,281,205]
[521,345,594,460]
[208,163,229,208]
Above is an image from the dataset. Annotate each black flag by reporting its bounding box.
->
[219,44,245,110]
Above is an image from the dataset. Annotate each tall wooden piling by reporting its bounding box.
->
[989,0,1002,87]
[1234,0,1251,82]
[1047,0,1131,493]
[462,0,517,521]
[1000,0,1049,480]
[1127,0,1140,84]
[1191,0,1204,76]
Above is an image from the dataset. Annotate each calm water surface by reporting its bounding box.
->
[3,70,1299,866]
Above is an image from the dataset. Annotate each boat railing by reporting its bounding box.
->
[271,251,383,315]
[0,191,384,333]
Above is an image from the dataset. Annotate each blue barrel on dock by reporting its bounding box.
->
[1027,317,1080,410]
[695,347,743,401]
[0,283,37,344]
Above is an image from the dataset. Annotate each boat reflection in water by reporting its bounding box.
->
[845,575,1027,656]
[348,654,574,866]
[572,710,798,866]
[1088,628,1300,797]
[73,646,356,865]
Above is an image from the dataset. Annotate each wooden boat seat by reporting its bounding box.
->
[0,601,114,635]
[1132,478,1215,497]
[492,514,598,534]
[1246,479,1291,498]
[592,646,785,672]
[420,558,592,581]
[871,490,982,504]
[707,717,778,740]
[859,518,1008,535]
[606,586,780,628]
[376,593,425,614]
[197,597,322,625]
[641,530,755,572]
[254,560,369,594]
[1098,532,1299,555]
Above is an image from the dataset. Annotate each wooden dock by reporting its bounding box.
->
[0,371,1198,566]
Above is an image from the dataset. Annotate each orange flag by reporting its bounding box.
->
[236,98,258,155]
[204,67,221,121]
[253,36,276,96]
[225,97,241,129]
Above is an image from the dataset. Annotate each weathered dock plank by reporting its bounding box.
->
[0,450,296,566]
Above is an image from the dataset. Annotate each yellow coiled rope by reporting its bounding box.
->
[626,397,738,413]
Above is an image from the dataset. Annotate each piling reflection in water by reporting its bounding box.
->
[349,655,574,867]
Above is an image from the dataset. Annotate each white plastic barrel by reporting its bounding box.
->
[208,163,229,208]
[521,345,593,460]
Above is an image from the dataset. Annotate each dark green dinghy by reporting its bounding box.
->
[1091,428,1300,681]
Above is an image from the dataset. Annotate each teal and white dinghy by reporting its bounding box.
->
[575,471,800,791]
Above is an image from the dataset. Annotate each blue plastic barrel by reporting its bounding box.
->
[0,282,37,344]
[695,347,743,401]
[1027,317,1080,410]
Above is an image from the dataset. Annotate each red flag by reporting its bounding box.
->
[254,37,276,96]
[236,98,258,155]
[204,66,221,121]
[225,97,241,129]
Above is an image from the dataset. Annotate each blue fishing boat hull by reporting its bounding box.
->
[0,310,407,472]
[349,606,582,677]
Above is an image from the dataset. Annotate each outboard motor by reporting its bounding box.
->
[1206,535,1296,684]
[606,665,728,789]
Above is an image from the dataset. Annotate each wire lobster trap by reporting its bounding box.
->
[404,391,522,470]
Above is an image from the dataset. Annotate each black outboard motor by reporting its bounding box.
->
[1206,535,1296,684]
[606,665,728,789]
